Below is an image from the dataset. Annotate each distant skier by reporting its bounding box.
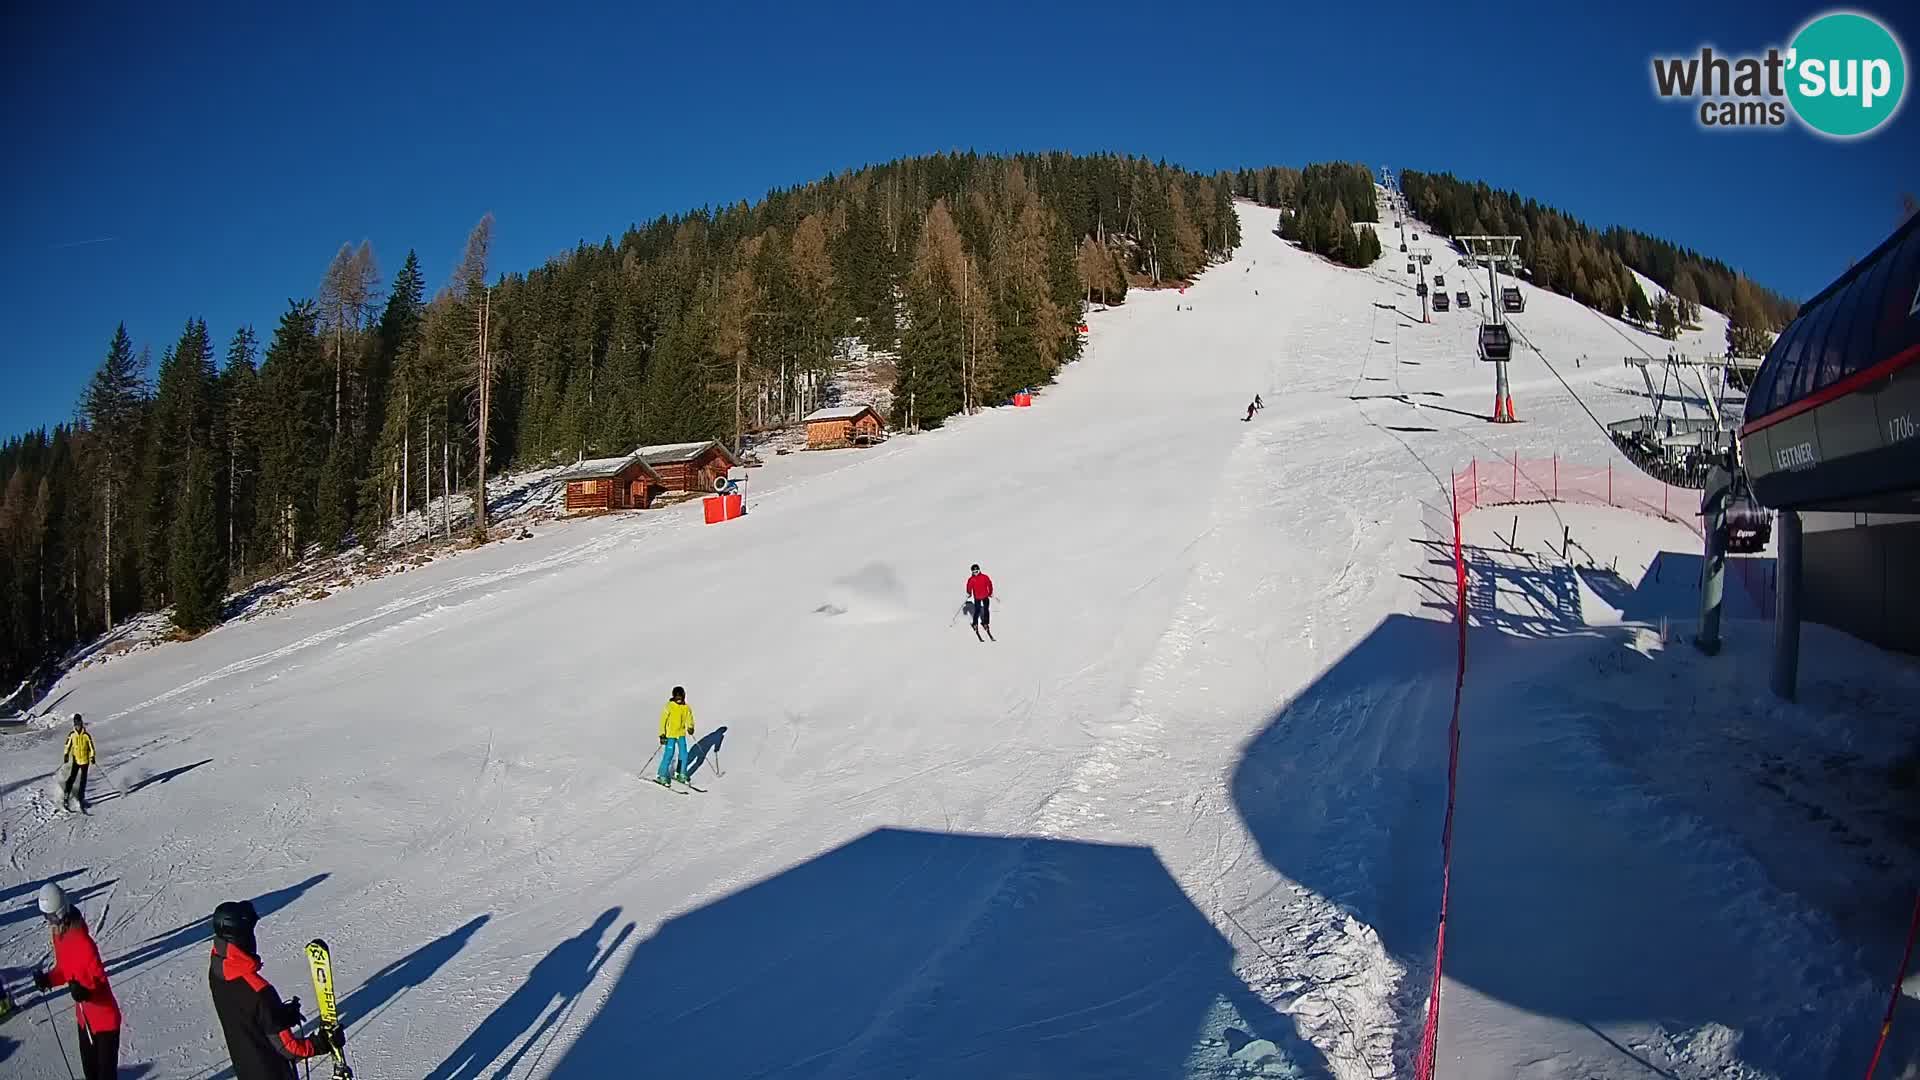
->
[1254,394,1265,411]
[965,564,995,642]
[32,882,121,1080]
[208,900,336,1080]
[1244,401,1257,422]
[657,687,695,787]
[62,715,95,812]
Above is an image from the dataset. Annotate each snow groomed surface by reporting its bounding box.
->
[2,201,1911,1079]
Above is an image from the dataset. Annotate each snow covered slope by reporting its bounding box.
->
[1,201,1904,1080]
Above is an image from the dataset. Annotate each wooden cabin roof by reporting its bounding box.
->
[558,451,662,482]
[636,440,737,467]
[803,405,880,424]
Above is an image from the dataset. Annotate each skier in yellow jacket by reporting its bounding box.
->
[656,687,695,787]
[62,715,96,812]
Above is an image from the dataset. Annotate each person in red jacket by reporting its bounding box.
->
[965,564,995,642]
[32,882,121,1080]
[208,900,337,1080]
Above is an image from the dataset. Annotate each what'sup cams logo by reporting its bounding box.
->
[1651,10,1907,137]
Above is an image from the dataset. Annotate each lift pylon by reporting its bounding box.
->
[1457,234,1522,422]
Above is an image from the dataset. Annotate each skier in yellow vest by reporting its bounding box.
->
[62,716,96,813]
[656,687,696,788]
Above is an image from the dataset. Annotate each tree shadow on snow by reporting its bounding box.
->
[108,872,329,978]
[543,828,1332,1079]
[1230,612,1830,1077]
[425,908,632,1080]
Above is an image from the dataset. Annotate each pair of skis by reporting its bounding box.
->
[304,939,354,1079]
[651,776,705,795]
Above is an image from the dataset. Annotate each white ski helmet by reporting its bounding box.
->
[38,882,69,918]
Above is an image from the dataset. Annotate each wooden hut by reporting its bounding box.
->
[803,405,886,450]
[560,451,664,514]
[637,440,740,494]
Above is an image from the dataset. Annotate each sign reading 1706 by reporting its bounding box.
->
[1652,11,1907,138]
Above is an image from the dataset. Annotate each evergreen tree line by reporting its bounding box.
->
[1228,163,1382,268]
[1397,170,1794,350]
[0,152,1240,686]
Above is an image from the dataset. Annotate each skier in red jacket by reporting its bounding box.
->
[32,882,121,1080]
[965,564,995,642]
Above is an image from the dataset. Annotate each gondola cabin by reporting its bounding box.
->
[803,404,886,449]
[1455,290,1471,307]
[1432,291,1450,311]
[1501,286,1525,312]
[1477,323,1513,363]
[561,452,664,514]
[637,440,740,494]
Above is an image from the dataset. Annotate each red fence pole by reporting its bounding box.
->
[1608,461,1613,505]
[1511,457,1518,502]
[1866,889,1920,1079]
[1553,455,1559,499]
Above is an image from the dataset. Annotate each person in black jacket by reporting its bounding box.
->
[207,900,338,1080]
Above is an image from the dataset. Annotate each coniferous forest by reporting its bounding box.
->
[1395,170,1798,347]
[0,152,1241,688]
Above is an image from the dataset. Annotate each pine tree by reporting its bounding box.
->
[142,319,216,605]
[1626,280,1654,325]
[168,449,224,634]
[82,325,147,628]
[1654,295,1680,339]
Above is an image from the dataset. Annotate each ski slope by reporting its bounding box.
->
[1,200,1906,1079]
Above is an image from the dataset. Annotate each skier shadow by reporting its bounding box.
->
[1,877,113,930]
[339,914,491,1036]
[685,726,726,780]
[1229,612,1817,1077]
[542,828,1333,1078]
[126,758,214,795]
[201,914,497,1080]
[0,867,86,906]
[107,872,329,978]
[425,908,632,1080]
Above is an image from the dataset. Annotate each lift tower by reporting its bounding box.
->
[1457,234,1522,422]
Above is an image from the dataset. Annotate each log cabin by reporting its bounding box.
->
[803,405,886,450]
[636,440,740,494]
[560,451,664,514]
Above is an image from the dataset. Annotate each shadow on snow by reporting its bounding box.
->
[542,828,1331,1079]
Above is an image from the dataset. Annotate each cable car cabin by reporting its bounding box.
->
[1477,323,1512,363]
[1416,282,1428,298]
[1400,243,1408,252]
[1432,292,1450,311]
[1455,290,1471,307]
[1501,286,1525,312]
[1434,273,1445,287]
[1406,262,1416,274]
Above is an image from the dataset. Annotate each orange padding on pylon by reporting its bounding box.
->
[703,496,726,524]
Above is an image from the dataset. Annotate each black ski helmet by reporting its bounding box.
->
[211,900,260,954]
[970,564,980,574]
[671,686,685,700]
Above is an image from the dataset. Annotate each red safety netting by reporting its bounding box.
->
[1416,455,1779,1078]
[1412,483,1469,1080]
[1453,456,1774,620]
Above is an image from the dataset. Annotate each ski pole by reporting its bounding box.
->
[642,745,661,775]
[40,992,76,1080]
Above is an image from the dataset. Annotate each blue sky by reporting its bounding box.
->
[2,0,1913,436]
